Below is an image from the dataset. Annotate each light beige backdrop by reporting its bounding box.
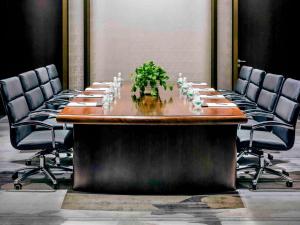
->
[90,0,212,83]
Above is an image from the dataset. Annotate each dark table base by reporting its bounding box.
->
[73,124,237,194]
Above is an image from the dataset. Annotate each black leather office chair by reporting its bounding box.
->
[46,64,80,97]
[219,66,253,96]
[0,77,73,189]
[231,69,266,105]
[240,73,284,128]
[35,67,69,109]
[237,78,300,190]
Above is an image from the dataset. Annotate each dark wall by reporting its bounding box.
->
[0,0,62,116]
[239,0,300,79]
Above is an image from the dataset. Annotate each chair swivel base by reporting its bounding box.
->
[238,155,293,190]
[12,155,73,190]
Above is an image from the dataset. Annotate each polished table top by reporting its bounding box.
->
[57,82,247,125]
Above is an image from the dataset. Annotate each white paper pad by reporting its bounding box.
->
[190,82,208,86]
[199,95,225,99]
[194,88,216,92]
[92,82,113,85]
[77,94,104,98]
[67,102,99,107]
[85,87,110,91]
[206,103,237,107]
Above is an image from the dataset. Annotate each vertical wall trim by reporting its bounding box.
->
[62,0,69,89]
[211,0,218,88]
[84,0,90,87]
[232,0,239,88]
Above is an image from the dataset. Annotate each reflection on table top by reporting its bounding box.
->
[57,82,247,125]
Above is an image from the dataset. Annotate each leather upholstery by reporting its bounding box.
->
[35,67,50,84]
[50,78,62,95]
[0,77,33,148]
[238,129,287,150]
[46,65,63,95]
[35,67,54,100]
[46,64,59,79]
[1,76,74,151]
[19,71,45,111]
[19,71,40,91]
[238,78,300,151]
[0,77,24,102]
[234,66,253,95]
[256,73,284,111]
[41,82,54,100]
[245,69,266,102]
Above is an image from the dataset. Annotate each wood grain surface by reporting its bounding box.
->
[57,82,247,125]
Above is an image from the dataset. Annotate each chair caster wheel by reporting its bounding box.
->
[268,154,274,160]
[282,170,289,176]
[251,182,257,190]
[286,181,293,187]
[25,160,31,166]
[12,173,18,180]
[14,183,22,190]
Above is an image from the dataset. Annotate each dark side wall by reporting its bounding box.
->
[0,0,62,116]
[239,0,300,79]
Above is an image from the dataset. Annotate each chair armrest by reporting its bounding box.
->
[235,101,257,107]
[252,121,294,130]
[247,121,293,148]
[47,98,69,104]
[12,120,53,129]
[33,109,60,114]
[61,89,82,94]
[244,108,270,114]
[51,96,71,102]
[12,120,56,149]
[29,111,57,119]
[223,93,241,97]
[246,112,274,119]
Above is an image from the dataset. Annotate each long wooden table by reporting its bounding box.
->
[57,82,247,194]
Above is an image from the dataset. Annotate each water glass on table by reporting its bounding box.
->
[192,94,204,109]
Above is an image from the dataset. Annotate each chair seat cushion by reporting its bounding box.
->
[17,129,73,150]
[237,129,287,150]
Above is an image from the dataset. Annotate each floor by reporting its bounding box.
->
[1,117,300,225]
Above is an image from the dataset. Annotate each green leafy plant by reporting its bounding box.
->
[131,61,173,97]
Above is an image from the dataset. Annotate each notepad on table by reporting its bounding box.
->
[205,103,237,107]
[190,82,208,86]
[67,102,101,107]
[76,94,105,98]
[199,95,225,99]
[92,82,113,86]
[194,88,216,92]
[85,87,111,91]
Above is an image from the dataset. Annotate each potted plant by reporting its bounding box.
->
[131,61,173,97]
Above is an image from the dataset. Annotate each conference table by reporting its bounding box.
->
[57,82,247,194]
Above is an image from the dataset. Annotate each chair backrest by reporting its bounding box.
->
[19,70,45,111]
[273,78,300,149]
[234,66,253,95]
[256,73,284,112]
[46,64,62,95]
[245,69,266,102]
[35,67,54,101]
[0,77,33,148]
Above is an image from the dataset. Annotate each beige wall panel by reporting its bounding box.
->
[90,0,211,83]
[217,0,233,90]
[69,0,84,90]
